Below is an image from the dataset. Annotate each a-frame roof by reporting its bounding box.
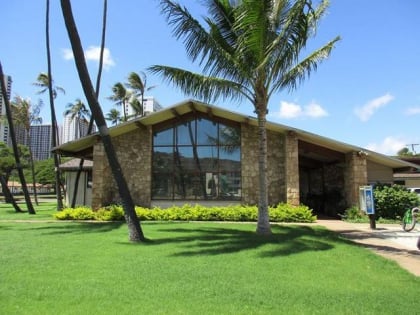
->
[53,99,418,170]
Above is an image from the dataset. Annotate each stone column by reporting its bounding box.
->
[344,151,368,208]
[285,131,299,205]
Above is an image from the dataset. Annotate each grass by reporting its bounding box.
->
[1,201,419,314]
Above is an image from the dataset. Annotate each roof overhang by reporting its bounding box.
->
[53,99,419,171]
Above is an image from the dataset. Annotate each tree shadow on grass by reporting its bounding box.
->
[16,221,125,235]
[146,224,337,258]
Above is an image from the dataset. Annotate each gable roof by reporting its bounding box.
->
[53,99,418,170]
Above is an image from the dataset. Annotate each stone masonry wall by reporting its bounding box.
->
[91,126,152,209]
[344,151,367,208]
[285,131,299,205]
[241,123,285,205]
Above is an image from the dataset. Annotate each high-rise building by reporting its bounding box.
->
[29,125,53,160]
[0,75,12,143]
[123,96,163,119]
[62,114,93,144]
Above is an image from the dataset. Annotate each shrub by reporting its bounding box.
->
[54,207,96,220]
[54,203,316,223]
[373,184,419,219]
[341,206,368,222]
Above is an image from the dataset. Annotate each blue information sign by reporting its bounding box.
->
[359,186,375,215]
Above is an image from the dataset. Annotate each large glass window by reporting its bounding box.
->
[152,117,241,200]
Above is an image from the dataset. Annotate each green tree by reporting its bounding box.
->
[126,71,156,117]
[64,99,91,138]
[106,108,122,126]
[150,0,339,234]
[0,142,30,212]
[60,0,145,242]
[11,96,43,205]
[108,82,130,121]
[0,63,36,214]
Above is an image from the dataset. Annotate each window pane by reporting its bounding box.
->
[198,147,218,171]
[197,118,217,145]
[152,172,172,199]
[218,172,241,200]
[219,125,240,147]
[154,128,173,146]
[175,147,195,171]
[153,147,173,171]
[176,120,195,145]
[219,148,241,172]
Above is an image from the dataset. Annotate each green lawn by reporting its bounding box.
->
[1,202,419,314]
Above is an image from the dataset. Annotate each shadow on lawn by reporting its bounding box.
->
[148,224,337,257]
[18,222,125,235]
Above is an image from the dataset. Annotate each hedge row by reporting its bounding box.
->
[54,203,316,223]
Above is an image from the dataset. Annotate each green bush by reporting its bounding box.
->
[54,203,316,223]
[373,184,419,219]
[341,206,368,222]
[54,207,96,220]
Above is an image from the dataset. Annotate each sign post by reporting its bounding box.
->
[359,186,376,229]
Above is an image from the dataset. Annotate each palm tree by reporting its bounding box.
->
[64,99,91,138]
[60,0,145,242]
[106,108,122,126]
[0,63,36,214]
[11,96,43,205]
[108,82,130,121]
[126,71,156,117]
[150,0,340,235]
[39,0,66,210]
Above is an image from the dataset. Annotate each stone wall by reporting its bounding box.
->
[344,151,367,208]
[241,123,285,205]
[91,126,152,209]
[285,131,299,205]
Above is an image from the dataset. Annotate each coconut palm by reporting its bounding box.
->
[106,108,122,126]
[0,63,36,214]
[33,72,65,99]
[150,0,340,234]
[64,99,91,138]
[126,71,156,117]
[11,96,43,205]
[60,0,145,242]
[108,82,130,121]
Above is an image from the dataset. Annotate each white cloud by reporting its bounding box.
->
[365,136,406,155]
[273,101,328,119]
[405,107,420,115]
[354,93,394,122]
[62,46,115,70]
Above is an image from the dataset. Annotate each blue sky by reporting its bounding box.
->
[1,0,420,156]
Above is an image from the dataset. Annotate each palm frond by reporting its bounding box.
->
[149,64,252,103]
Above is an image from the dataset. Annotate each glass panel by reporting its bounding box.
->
[196,147,218,171]
[153,147,173,171]
[219,148,241,172]
[175,147,195,171]
[176,120,195,145]
[218,172,241,200]
[219,125,240,148]
[197,118,217,145]
[153,128,173,146]
[152,172,172,199]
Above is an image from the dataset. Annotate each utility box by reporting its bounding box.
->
[359,185,376,229]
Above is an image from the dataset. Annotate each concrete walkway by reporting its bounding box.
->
[315,219,420,277]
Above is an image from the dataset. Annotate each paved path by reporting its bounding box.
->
[315,220,420,277]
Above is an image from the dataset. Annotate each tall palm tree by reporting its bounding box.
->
[0,63,36,214]
[60,0,145,242]
[106,108,122,126]
[39,0,66,210]
[11,96,43,205]
[64,99,91,138]
[150,0,340,235]
[108,82,130,121]
[126,71,156,117]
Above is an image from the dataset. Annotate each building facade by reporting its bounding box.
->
[0,75,12,143]
[62,114,92,144]
[55,100,417,214]
[29,125,54,160]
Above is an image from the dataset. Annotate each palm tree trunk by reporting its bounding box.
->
[0,175,23,212]
[27,132,39,205]
[71,0,106,209]
[0,63,36,214]
[60,0,145,242]
[45,0,64,210]
[256,109,271,235]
